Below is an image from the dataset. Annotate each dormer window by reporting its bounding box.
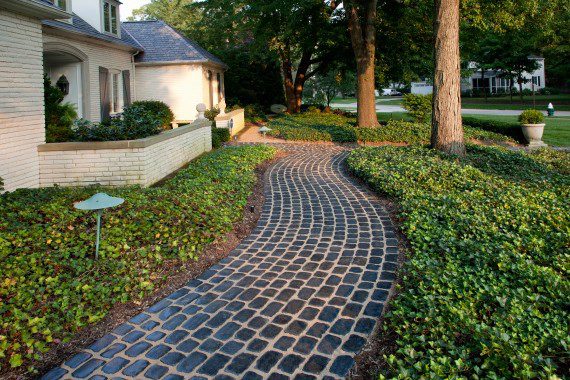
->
[102,0,119,36]
[51,0,71,12]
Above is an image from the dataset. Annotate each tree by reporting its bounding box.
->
[431,0,464,155]
[304,69,356,106]
[342,0,380,127]
[128,0,199,31]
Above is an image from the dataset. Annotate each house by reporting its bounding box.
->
[411,57,546,95]
[0,0,227,192]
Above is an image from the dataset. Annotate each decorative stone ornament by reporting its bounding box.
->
[196,103,207,119]
[270,104,287,114]
[219,98,226,116]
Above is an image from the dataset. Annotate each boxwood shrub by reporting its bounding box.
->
[267,113,512,144]
[347,146,569,378]
[212,127,231,148]
[0,145,275,372]
[463,116,525,143]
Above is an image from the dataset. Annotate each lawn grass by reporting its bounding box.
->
[464,114,570,147]
[462,94,570,111]
[0,145,276,373]
[348,145,569,378]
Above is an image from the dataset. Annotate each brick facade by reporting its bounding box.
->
[37,121,212,187]
[0,9,45,191]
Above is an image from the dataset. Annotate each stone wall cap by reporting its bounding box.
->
[215,108,244,121]
[38,119,211,152]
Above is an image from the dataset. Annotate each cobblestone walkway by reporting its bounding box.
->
[43,146,399,380]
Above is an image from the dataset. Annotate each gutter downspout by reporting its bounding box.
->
[131,51,140,101]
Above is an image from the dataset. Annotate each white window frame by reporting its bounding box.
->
[109,70,123,115]
[101,0,120,37]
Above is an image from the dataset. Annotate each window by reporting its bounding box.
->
[110,72,122,114]
[532,76,541,87]
[103,1,119,35]
[51,0,68,10]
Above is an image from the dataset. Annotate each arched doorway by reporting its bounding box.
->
[43,43,90,119]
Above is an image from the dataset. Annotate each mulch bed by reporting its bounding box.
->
[4,151,286,380]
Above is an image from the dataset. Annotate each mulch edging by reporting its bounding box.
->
[3,151,285,380]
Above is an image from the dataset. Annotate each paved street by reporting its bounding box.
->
[42,146,398,380]
[331,102,570,116]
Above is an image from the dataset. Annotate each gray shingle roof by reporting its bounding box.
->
[122,20,226,67]
[42,14,143,51]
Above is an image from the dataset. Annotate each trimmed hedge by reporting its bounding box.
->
[0,145,276,372]
[267,113,512,144]
[347,146,569,378]
[463,116,525,143]
[212,127,231,148]
[125,100,174,130]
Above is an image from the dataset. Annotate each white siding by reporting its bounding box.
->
[0,9,45,191]
[135,64,205,121]
[43,31,135,122]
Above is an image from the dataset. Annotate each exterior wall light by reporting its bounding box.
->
[56,75,70,95]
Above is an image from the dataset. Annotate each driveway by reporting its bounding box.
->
[43,146,398,380]
[331,102,570,117]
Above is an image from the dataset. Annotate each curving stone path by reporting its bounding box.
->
[43,146,399,380]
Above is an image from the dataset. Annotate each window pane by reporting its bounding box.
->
[111,5,117,34]
[103,3,110,32]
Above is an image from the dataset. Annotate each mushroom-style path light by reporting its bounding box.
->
[259,126,272,136]
[74,193,124,259]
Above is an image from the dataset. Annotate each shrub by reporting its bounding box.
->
[267,113,511,144]
[402,93,432,123]
[0,177,3,192]
[519,109,545,124]
[44,75,78,143]
[204,107,220,122]
[347,145,569,379]
[211,127,231,148]
[72,115,162,142]
[0,145,276,372]
[244,104,268,123]
[463,116,525,143]
[124,101,174,130]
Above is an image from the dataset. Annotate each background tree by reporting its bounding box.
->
[431,0,464,155]
[304,69,357,106]
[341,0,380,127]
[127,0,199,30]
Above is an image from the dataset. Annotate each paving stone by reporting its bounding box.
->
[256,351,282,373]
[122,359,150,376]
[226,352,256,374]
[41,367,67,380]
[144,364,169,379]
[102,357,130,374]
[198,353,231,376]
[72,358,104,378]
[303,355,329,374]
[45,146,399,380]
[177,352,207,373]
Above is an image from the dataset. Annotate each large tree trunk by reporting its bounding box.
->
[430,0,464,155]
[280,46,314,113]
[346,0,379,127]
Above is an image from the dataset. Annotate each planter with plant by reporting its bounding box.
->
[518,109,546,147]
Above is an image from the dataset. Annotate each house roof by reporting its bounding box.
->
[42,14,143,51]
[122,20,227,68]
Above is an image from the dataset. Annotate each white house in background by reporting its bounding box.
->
[0,0,227,192]
[411,56,546,95]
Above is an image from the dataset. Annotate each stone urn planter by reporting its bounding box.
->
[521,123,546,147]
[518,109,547,148]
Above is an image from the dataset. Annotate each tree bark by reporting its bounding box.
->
[430,0,464,155]
[346,0,379,127]
[279,46,297,113]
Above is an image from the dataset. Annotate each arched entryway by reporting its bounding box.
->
[43,43,90,119]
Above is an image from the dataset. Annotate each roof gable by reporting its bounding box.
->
[122,20,226,67]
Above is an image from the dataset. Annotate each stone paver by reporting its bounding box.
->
[42,146,398,380]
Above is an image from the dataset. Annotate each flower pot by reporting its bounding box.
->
[521,123,547,148]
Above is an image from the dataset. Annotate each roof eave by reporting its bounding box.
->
[135,60,228,69]
[0,0,70,19]
[42,23,141,52]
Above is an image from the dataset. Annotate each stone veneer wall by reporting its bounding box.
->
[215,108,245,137]
[37,120,212,188]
